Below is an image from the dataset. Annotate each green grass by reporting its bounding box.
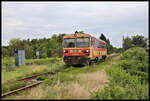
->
[1,57,62,71]
[25,57,61,65]
[2,81,28,94]
[2,58,66,95]
[58,53,117,76]
[2,58,64,84]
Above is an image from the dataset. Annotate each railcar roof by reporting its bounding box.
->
[63,33,91,38]
[63,33,106,44]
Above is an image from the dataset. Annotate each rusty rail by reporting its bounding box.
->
[16,72,50,81]
[1,81,43,99]
[2,72,53,86]
[1,72,56,99]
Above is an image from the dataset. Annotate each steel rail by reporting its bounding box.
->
[16,72,50,81]
[1,81,43,99]
[2,72,53,86]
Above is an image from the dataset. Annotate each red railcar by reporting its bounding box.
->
[63,32,107,66]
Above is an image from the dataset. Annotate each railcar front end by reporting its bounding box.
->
[63,33,91,66]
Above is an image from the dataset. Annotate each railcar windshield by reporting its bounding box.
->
[64,38,75,48]
[76,37,89,47]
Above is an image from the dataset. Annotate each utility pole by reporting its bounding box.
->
[122,35,124,52]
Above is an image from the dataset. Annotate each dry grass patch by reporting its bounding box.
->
[64,69,110,99]
[7,85,47,99]
[77,69,109,91]
[67,82,90,99]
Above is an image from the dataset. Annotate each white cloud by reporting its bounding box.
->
[2,2,148,47]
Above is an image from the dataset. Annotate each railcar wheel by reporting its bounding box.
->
[89,60,95,65]
[84,60,90,66]
[102,56,107,60]
[95,57,98,63]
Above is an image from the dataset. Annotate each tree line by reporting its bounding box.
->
[99,33,148,53]
[2,34,65,59]
[2,31,148,59]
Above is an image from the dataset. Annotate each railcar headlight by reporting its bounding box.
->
[64,50,68,53]
[83,50,89,53]
[86,50,89,53]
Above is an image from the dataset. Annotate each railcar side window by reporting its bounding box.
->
[95,40,106,49]
[64,38,75,48]
[76,38,89,47]
[95,40,99,48]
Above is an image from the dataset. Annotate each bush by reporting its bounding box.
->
[119,47,149,84]
[2,57,15,71]
[91,47,149,99]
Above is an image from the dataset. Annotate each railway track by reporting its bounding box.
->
[1,54,120,99]
[2,71,53,86]
[1,81,43,99]
[16,72,52,81]
[1,72,55,99]
[107,54,120,59]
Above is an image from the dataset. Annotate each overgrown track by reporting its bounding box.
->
[107,54,120,59]
[2,72,52,86]
[1,54,120,99]
[1,81,43,99]
[16,72,51,81]
[1,72,54,99]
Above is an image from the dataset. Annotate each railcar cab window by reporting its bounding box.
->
[76,37,89,48]
[64,38,75,48]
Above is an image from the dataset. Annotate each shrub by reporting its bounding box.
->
[91,47,149,99]
[2,57,15,71]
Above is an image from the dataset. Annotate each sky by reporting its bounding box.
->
[2,2,149,48]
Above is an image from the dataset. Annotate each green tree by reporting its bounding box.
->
[24,44,33,59]
[99,33,114,54]
[2,33,66,59]
[131,35,147,48]
[8,38,24,56]
[99,33,107,42]
[123,35,147,51]
[2,46,9,57]
[123,36,133,51]
[78,31,85,34]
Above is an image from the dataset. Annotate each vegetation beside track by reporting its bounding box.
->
[2,57,65,84]
[91,47,149,100]
[2,59,66,96]
[2,48,149,100]
[2,57,61,71]
[2,81,28,94]
[4,53,120,99]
